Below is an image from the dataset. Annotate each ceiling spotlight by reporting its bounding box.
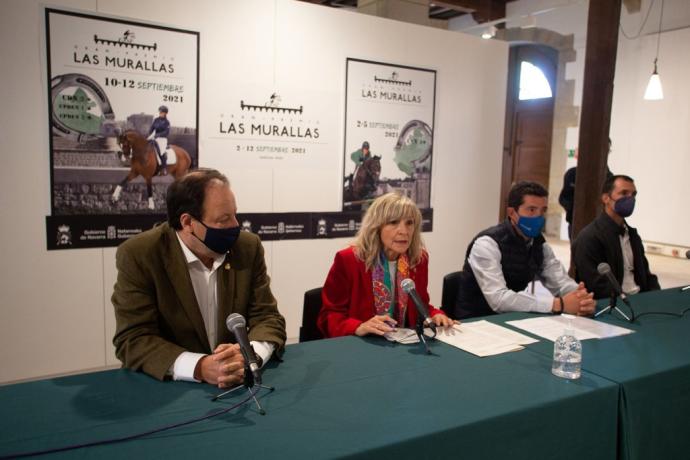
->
[481,26,497,40]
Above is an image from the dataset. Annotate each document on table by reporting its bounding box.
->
[431,321,538,357]
[506,314,635,342]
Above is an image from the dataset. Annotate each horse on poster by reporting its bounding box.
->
[345,155,381,203]
[111,130,191,210]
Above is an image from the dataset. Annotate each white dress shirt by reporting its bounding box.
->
[620,226,641,295]
[468,236,579,314]
[171,233,274,382]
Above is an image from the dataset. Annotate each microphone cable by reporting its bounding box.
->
[0,386,262,459]
[631,306,690,322]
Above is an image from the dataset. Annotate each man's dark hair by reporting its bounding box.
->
[602,174,634,195]
[507,181,548,209]
[166,169,229,229]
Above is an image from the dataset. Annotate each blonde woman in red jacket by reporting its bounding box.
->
[318,192,454,338]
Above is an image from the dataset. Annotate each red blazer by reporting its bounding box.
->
[318,246,443,338]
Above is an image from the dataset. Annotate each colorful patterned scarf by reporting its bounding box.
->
[372,252,410,326]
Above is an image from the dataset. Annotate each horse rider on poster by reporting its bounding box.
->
[147,105,171,175]
[351,141,372,167]
[350,140,372,176]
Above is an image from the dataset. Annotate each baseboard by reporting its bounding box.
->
[643,241,690,259]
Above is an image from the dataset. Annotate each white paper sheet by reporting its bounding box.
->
[506,314,635,342]
[431,321,535,357]
[462,320,539,345]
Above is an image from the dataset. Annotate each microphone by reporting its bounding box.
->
[686,250,690,259]
[225,313,261,384]
[400,278,436,331]
[597,262,631,306]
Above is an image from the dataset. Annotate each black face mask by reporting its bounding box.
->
[193,219,240,254]
[611,195,635,218]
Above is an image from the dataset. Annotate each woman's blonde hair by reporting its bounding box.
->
[352,192,425,271]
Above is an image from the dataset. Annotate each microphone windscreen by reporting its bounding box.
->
[225,312,246,331]
[597,262,612,275]
[686,250,690,259]
[400,278,415,294]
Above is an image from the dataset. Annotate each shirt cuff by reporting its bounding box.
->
[171,351,206,382]
[534,295,555,314]
[251,341,275,368]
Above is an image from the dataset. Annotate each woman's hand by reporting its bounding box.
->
[431,313,457,329]
[355,315,397,337]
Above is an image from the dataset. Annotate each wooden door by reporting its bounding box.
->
[499,45,557,220]
[513,109,553,183]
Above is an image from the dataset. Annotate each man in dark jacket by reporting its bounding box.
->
[572,174,660,299]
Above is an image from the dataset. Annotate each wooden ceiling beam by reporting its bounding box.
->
[430,0,507,23]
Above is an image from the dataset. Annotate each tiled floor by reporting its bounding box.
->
[547,237,690,290]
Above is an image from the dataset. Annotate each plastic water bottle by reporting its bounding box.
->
[552,324,582,380]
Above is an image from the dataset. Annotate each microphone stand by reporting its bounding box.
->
[212,363,275,415]
[595,291,632,322]
[414,316,436,355]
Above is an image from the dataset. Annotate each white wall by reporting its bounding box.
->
[610,25,690,247]
[0,0,508,382]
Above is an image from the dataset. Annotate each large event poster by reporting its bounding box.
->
[206,85,336,172]
[343,59,435,223]
[44,9,199,249]
[201,83,342,240]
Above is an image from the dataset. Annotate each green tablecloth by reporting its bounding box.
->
[0,336,618,459]
[490,287,690,460]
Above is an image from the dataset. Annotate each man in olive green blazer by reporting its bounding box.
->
[112,170,286,385]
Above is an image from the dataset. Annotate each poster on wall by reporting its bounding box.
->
[206,85,337,172]
[44,8,199,250]
[202,81,354,240]
[343,58,435,230]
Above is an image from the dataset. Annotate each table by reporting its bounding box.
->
[0,335,618,459]
[490,287,690,460]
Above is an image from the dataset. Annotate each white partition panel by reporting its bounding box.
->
[0,0,507,382]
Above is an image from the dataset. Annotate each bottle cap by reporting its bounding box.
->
[563,318,575,337]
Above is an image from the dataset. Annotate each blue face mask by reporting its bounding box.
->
[612,195,635,218]
[516,215,545,238]
[194,220,240,254]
